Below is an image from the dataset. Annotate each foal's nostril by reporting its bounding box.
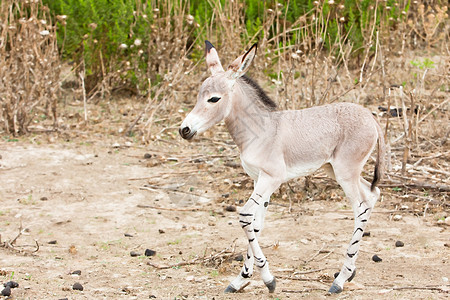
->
[181,127,190,135]
[180,126,191,138]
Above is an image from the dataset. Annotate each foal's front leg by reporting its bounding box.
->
[225,175,281,293]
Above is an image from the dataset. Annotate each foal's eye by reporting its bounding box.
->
[207,97,221,103]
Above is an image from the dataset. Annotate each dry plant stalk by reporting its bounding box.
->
[0,0,61,135]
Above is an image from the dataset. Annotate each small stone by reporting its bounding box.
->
[112,143,120,148]
[224,205,236,212]
[0,154,2,159]
[4,281,19,288]
[395,241,404,247]
[1,286,11,296]
[372,255,382,262]
[40,196,48,201]
[144,153,152,159]
[222,193,230,198]
[48,240,57,244]
[158,229,165,234]
[71,270,82,275]
[130,251,140,257]
[58,298,69,300]
[145,249,156,256]
[362,232,371,237]
[393,215,402,221]
[72,282,83,291]
[234,254,244,262]
[124,233,133,237]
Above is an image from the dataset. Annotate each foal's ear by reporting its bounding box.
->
[228,43,257,79]
[205,40,224,75]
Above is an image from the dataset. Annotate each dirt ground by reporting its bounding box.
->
[0,131,448,300]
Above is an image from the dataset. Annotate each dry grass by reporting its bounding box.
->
[0,0,61,135]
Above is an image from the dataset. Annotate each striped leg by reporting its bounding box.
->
[329,175,379,293]
[225,174,280,293]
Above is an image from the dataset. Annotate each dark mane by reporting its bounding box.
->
[240,75,277,111]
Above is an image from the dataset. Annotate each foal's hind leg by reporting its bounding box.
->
[328,165,379,293]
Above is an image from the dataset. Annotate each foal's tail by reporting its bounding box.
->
[371,118,386,191]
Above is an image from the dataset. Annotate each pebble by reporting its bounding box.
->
[393,215,402,221]
[158,229,165,234]
[130,251,140,257]
[222,193,230,198]
[124,233,133,237]
[40,196,48,201]
[48,240,57,244]
[224,205,236,212]
[145,249,156,256]
[234,254,244,262]
[4,281,19,288]
[72,282,83,291]
[71,270,82,275]
[362,231,371,237]
[372,255,382,262]
[1,286,11,296]
[144,153,152,159]
[112,143,120,148]
[395,241,405,247]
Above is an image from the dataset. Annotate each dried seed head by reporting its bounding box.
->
[134,39,142,46]
[119,43,128,49]
[339,16,345,22]
[328,0,335,4]
[402,11,407,15]
[143,14,147,19]
[386,6,391,10]
[338,4,344,9]
[267,8,274,13]
[40,19,47,25]
[153,8,160,13]
[39,30,50,36]
[89,23,97,30]
[313,1,319,6]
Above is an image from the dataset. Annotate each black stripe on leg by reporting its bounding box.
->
[254,256,263,263]
[256,193,262,198]
[247,254,251,259]
[254,229,260,233]
[357,208,370,218]
[347,251,357,258]
[259,260,267,268]
[353,228,363,235]
[250,198,259,205]
[361,219,367,222]
[239,213,254,217]
[239,220,251,228]
[346,267,352,272]
[249,238,255,242]
[351,240,360,246]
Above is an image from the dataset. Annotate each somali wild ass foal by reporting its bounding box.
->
[179,41,385,294]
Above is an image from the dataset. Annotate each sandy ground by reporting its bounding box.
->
[0,141,449,299]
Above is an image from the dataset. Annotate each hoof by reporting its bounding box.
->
[224,285,237,293]
[264,277,276,293]
[328,282,343,294]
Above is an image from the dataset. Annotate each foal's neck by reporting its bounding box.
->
[224,81,274,151]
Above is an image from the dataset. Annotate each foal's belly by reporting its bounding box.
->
[285,161,324,181]
[241,156,325,182]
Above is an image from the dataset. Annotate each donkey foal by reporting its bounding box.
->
[179,41,386,294]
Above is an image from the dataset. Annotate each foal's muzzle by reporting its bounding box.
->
[179,126,196,140]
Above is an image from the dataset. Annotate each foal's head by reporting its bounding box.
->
[179,41,257,140]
